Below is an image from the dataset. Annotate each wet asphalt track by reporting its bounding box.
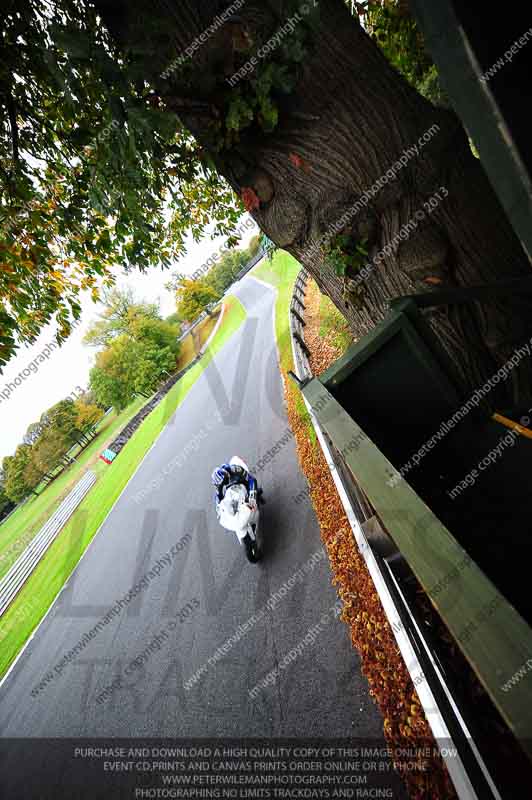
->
[0,275,404,799]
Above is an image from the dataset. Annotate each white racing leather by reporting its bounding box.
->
[218,484,253,534]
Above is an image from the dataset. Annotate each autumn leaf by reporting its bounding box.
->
[241,186,260,212]
[289,152,311,172]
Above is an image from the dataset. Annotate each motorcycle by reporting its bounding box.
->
[216,456,262,563]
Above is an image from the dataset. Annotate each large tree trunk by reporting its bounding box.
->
[95,0,532,409]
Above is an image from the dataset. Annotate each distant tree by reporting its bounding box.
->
[128,315,180,354]
[74,398,104,442]
[75,388,106,411]
[90,334,177,411]
[41,399,83,448]
[165,311,183,326]
[2,445,39,502]
[90,337,143,411]
[23,440,54,487]
[2,390,114,503]
[30,428,74,480]
[23,420,46,447]
[204,251,242,297]
[83,287,160,348]
[20,400,85,486]
[0,483,8,513]
[247,234,261,259]
[133,340,178,396]
[0,471,15,519]
[175,279,219,322]
[87,295,181,411]
[18,396,99,487]
[167,239,255,318]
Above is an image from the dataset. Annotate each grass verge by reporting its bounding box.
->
[0,399,146,579]
[0,295,246,680]
[318,293,353,352]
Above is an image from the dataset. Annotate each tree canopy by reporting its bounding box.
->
[2,0,530,407]
[2,444,34,504]
[173,279,219,323]
[169,239,259,321]
[83,287,160,347]
[1,392,104,502]
[0,472,15,520]
[0,0,243,369]
[88,288,180,410]
[363,1,446,104]
[0,0,447,370]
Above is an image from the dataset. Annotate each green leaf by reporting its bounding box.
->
[50,25,91,59]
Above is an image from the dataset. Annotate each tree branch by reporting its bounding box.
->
[6,91,19,171]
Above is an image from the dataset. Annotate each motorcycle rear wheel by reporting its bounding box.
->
[243,533,261,563]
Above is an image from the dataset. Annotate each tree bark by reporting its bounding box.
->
[94,0,532,408]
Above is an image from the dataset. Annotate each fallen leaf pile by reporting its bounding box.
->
[282,279,456,799]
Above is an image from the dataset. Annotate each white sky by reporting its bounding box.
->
[0,216,258,463]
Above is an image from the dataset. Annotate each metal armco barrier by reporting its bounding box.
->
[289,268,311,374]
[234,249,265,281]
[0,471,97,617]
[177,301,220,344]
